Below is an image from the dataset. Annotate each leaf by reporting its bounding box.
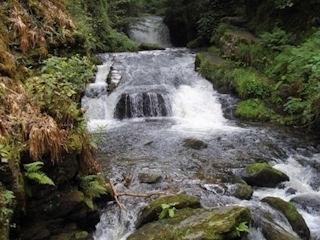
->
[161,203,170,210]
[168,208,175,218]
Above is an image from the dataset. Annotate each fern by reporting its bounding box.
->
[80,175,107,199]
[23,162,55,186]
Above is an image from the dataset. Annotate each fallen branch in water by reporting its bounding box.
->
[108,182,168,211]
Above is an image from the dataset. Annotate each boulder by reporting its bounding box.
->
[129,206,251,240]
[183,138,208,150]
[135,194,201,228]
[138,171,162,184]
[240,162,289,187]
[226,183,253,200]
[262,197,310,240]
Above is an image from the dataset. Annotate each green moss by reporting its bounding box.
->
[139,43,165,51]
[262,197,310,239]
[246,162,270,174]
[235,99,275,121]
[129,206,252,240]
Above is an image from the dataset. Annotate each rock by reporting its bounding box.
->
[138,171,162,184]
[240,162,289,187]
[139,43,165,51]
[129,206,251,240]
[135,194,201,228]
[290,193,320,215]
[183,138,208,150]
[220,28,258,60]
[259,218,301,240]
[262,197,310,240]
[249,204,301,240]
[285,188,297,195]
[227,183,253,200]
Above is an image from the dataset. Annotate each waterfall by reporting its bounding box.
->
[81,48,236,133]
[128,16,172,48]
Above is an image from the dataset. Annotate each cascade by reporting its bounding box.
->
[81,16,320,240]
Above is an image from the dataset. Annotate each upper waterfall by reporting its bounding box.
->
[128,16,172,48]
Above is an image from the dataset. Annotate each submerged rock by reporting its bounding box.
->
[183,138,208,150]
[239,162,289,187]
[138,171,162,184]
[262,197,310,240]
[129,206,251,240]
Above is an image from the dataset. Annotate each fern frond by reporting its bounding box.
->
[25,171,55,186]
[24,161,43,172]
[23,161,55,186]
[80,175,106,198]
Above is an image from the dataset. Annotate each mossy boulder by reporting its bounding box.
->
[262,197,310,240]
[226,183,253,200]
[240,162,289,187]
[220,28,258,60]
[135,194,201,228]
[183,138,208,150]
[129,206,251,240]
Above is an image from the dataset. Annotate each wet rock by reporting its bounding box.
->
[249,204,301,240]
[259,218,301,240]
[183,138,208,150]
[139,43,165,51]
[262,197,310,240]
[135,194,201,228]
[285,188,297,195]
[239,162,289,188]
[226,183,253,200]
[290,193,320,215]
[129,206,251,240]
[138,171,162,184]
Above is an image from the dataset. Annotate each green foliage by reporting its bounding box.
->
[158,202,179,220]
[80,175,107,209]
[230,68,272,99]
[27,55,95,126]
[0,186,15,228]
[260,27,295,52]
[210,23,232,46]
[23,162,55,186]
[266,30,320,128]
[274,0,293,9]
[235,99,275,121]
[235,221,250,236]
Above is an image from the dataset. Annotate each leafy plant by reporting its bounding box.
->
[80,175,107,209]
[23,161,55,186]
[158,202,179,220]
[235,221,250,236]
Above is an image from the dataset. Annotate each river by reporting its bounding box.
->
[81,16,320,240]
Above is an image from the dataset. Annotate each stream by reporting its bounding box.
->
[81,16,320,240]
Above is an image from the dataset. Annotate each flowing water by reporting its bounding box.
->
[81,17,320,240]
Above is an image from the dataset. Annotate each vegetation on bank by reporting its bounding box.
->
[0,0,144,238]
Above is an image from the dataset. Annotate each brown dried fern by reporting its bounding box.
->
[28,116,67,164]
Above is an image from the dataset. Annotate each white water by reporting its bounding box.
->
[82,49,239,134]
[253,155,320,239]
[128,16,172,48]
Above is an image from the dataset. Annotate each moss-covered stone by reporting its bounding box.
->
[129,206,251,240]
[135,194,201,228]
[262,197,310,240]
[240,162,289,187]
[183,138,208,150]
[227,183,253,200]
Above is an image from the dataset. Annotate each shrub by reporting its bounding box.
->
[235,99,275,121]
[230,68,272,99]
